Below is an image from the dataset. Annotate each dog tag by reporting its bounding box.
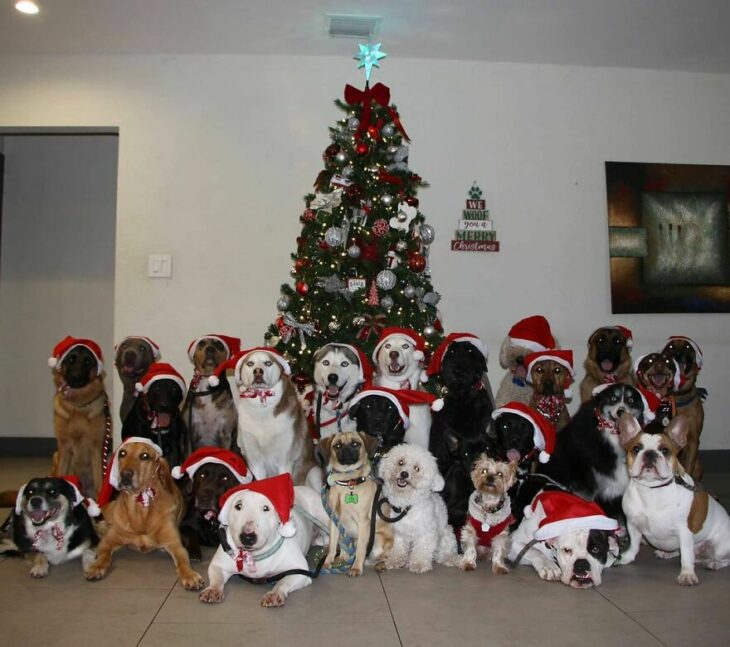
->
[345,492,359,505]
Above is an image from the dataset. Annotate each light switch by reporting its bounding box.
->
[148,254,172,278]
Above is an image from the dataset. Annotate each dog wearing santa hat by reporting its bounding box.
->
[10,475,100,578]
[661,336,706,480]
[87,437,204,590]
[209,348,318,487]
[307,342,372,440]
[49,336,112,496]
[182,334,240,452]
[508,489,620,588]
[114,336,161,426]
[122,363,188,468]
[199,473,329,607]
[526,349,575,431]
[495,315,558,408]
[579,326,634,403]
[173,447,253,562]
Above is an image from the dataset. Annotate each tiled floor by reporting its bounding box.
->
[1,457,729,647]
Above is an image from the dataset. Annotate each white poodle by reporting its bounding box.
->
[377,444,458,573]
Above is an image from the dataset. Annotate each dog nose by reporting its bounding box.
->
[485,475,495,485]
[205,346,216,356]
[253,368,263,376]
[643,450,657,465]
[573,559,591,575]
[120,469,134,483]
[327,373,339,385]
[400,471,409,479]
[389,350,399,360]
[616,407,625,416]
[240,532,257,548]
[123,350,136,365]
[29,497,43,509]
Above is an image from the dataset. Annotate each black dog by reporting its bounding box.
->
[10,477,98,577]
[122,374,187,468]
[491,410,540,477]
[347,390,407,464]
[541,383,646,520]
[179,462,241,561]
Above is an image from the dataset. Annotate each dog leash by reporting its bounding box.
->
[102,396,113,476]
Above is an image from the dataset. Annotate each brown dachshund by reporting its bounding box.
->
[86,438,204,590]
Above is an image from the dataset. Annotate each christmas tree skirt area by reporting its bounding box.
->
[1,457,729,646]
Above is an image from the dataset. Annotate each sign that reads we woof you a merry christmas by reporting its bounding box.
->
[450,183,499,252]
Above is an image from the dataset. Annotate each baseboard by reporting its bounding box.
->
[700,449,730,472]
[0,437,57,457]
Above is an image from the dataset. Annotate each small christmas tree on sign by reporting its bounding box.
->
[265,43,444,381]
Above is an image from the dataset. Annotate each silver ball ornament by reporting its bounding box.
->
[387,145,398,155]
[423,325,436,338]
[381,194,394,206]
[420,224,435,245]
[328,320,341,332]
[395,240,408,252]
[403,285,416,298]
[342,165,355,178]
[347,117,360,130]
[376,269,397,291]
[381,296,394,309]
[324,226,345,247]
[381,123,395,138]
[335,151,348,164]
[276,295,291,311]
[347,244,361,259]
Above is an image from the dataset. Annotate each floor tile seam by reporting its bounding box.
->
[594,587,668,646]
[136,578,177,646]
[377,571,404,647]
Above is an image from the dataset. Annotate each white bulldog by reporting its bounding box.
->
[619,413,730,585]
[199,474,329,607]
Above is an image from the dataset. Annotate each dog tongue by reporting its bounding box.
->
[651,374,667,387]
[507,449,522,462]
[156,412,171,428]
[601,359,615,372]
[327,385,340,398]
[29,509,47,523]
[389,360,401,372]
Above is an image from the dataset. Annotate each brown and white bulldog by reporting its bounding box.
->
[619,413,730,586]
[579,326,634,403]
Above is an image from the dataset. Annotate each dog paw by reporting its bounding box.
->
[29,564,49,578]
[459,559,476,572]
[677,571,699,586]
[702,559,728,570]
[199,587,224,604]
[180,571,205,591]
[374,560,386,573]
[84,563,108,581]
[261,591,286,608]
[492,563,510,575]
[537,563,562,581]
[347,566,363,577]
[408,560,433,574]
[654,549,679,560]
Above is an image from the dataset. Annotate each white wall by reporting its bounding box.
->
[0,55,728,448]
[0,135,117,437]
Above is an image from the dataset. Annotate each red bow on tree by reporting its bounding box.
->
[357,313,387,342]
[344,83,410,142]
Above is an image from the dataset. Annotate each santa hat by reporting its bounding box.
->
[171,447,252,484]
[208,347,291,387]
[491,401,556,464]
[187,334,241,363]
[636,387,660,424]
[322,343,373,383]
[218,473,297,538]
[426,333,488,378]
[528,491,618,541]
[15,474,101,518]
[348,386,445,429]
[372,327,426,363]
[48,336,103,374]
[135,362,186,394]
[589,326,633,349]
[114,336,162,359]
[96,437,163,507]
[524,349,575,398]
[666,336,703,369]
[632,354,682,391]
[506,316,556,353]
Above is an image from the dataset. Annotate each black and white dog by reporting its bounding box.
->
[11,477,99,578]
[541,383,650,520]
[308,343,371,439]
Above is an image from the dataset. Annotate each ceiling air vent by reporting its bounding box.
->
[328,14,381,39]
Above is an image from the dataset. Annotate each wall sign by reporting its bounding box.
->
[450,182,499,252]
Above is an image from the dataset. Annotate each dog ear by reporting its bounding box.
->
[318,436,335,465]
[156,457,177,494]
[618,412,642,447]
[665,415,689,449]
[347,401,360,421]
[432,471,445,493]
[359,432,379,458]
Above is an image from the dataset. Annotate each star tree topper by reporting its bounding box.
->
[355,42,387,82]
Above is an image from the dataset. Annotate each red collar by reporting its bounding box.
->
[468,513,515,546]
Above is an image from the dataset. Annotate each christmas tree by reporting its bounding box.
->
[265,43,444,380]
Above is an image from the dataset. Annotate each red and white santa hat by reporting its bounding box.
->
[666,336,703,369]
[524,349,575,398]
[208,347,291,387]
[591,383,658,424]
[491,401,556,463]
[321,342,373,383]
[632,354,682,391]
[96,437,163,507]
[171,447,252,484]
[114,336,162,359]
[426,332,488,378]
[135,362,186,395]
[187,334,241,363]
[528,490,618,541]
[505,316,556,352]
[371,327,426,363]
[15,474,101,518]
[48,336,104,374]
[589,326,633,349]
[349,386,442,428]
[218,473,297,538]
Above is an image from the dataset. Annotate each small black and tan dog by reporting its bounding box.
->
[122,363,188,468]
[114,336,160,425]
[172,447,252,561]
[11,476,99,578]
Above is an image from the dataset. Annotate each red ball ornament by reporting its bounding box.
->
[405,195,419,208]
[296,281,309,296]
[294,257,309,272]
[355,142,369,156]
[408,252,427,273]
[318,240,329,250]
[372,219,389,238]
[360,241,379,262]
[323,144,340,162]
[301,208,316,222]
[345,184,363,202]
[367,125,380,140]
